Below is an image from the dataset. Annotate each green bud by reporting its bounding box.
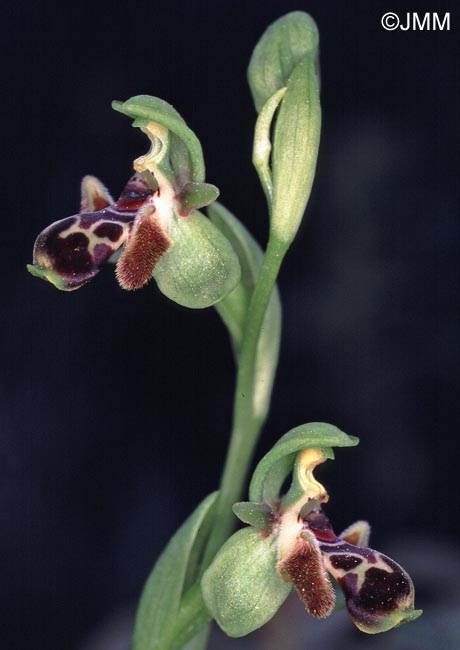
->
[248,12,322,247]
[248,12,320,113]
[201,528,291,637]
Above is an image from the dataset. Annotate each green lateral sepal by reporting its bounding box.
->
[232,501,274,534]
[152,209,241,309]
[201,528,291,637]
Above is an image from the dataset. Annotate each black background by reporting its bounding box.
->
[3,1,460,649]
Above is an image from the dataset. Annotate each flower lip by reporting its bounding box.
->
[302,508,422,634]
[29,174,153,291]
[278,528,336,619]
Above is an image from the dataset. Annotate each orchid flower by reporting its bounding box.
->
[28,96,241,309]
[202,424,422,637]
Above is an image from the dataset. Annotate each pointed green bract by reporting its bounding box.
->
[249,423,359,503]
[248,12,319,112]
[201,528,291,637]
[208,202,263,295]
[132,492,217,650]
[153,210,241,309]
[271,57,321,244]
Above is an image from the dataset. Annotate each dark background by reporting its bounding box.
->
[3,1,459,649]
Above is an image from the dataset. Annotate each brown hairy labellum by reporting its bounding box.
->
[116,202,172,290]
[279,530,335,618]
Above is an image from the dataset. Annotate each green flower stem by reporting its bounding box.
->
[202,233,287,567]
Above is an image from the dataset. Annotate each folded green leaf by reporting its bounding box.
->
[153,210,241,309]
[113,95,205,182]
[201,527,291,637]
[248,11,319,112]
[249,423,359,503]
[132,492,217,650]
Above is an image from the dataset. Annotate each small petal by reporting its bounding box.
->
[116,201,172,290]
[340,520,371,547]
[278,529,335,618]
[80,175,114,212]
[232,501,275,535]
[176,181,219,216]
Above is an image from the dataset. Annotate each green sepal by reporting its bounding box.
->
[208,202,281,419]
[112,95,205,182]
[249,423,359,504]
[132,492,217,650]
[201,528,291,637]
[232,501,273,534]
[178,182,220,215]
[248,11,319,113]
[271,57,321,245]
[152,209,241,309]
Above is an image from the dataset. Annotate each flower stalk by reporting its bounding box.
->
[203,233,287,566]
